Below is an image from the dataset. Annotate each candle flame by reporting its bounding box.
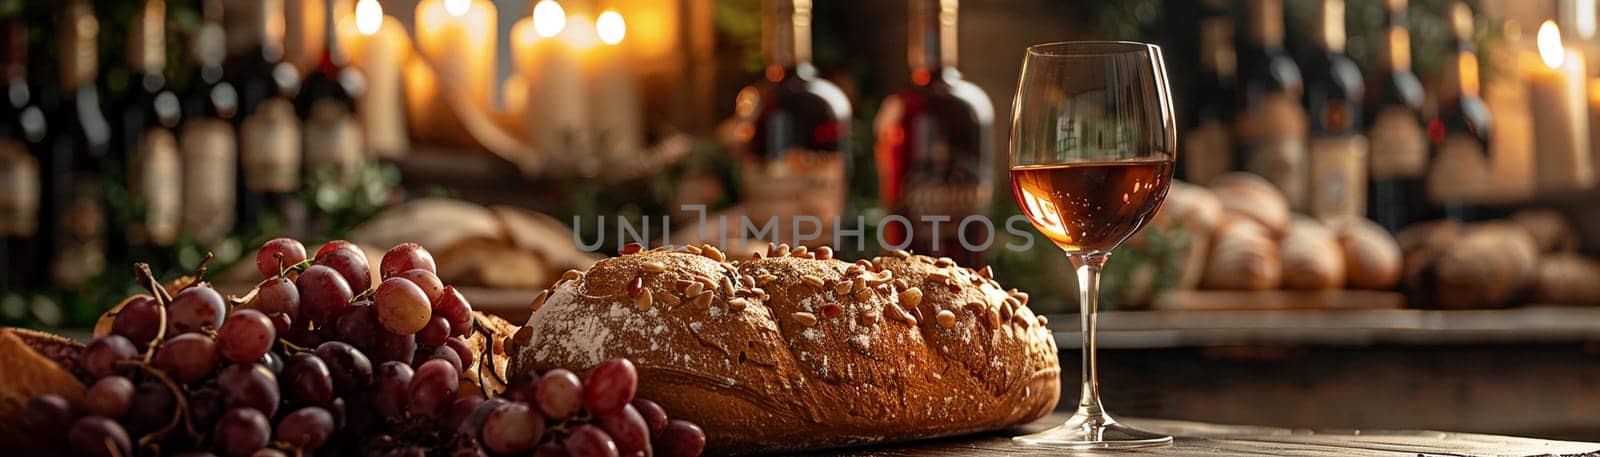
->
[534,0,566,38]
[444,0,471,16]
[1540,21,1565,68]
[597,10,625,45]
[355,0,382,36]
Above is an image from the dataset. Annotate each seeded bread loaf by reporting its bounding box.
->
[508,245,1060,454]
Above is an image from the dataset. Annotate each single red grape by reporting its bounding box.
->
[434,286,473,336]
[537,369,584,420]
[167,286,226,334]
[276,406,335,452]
[599,404,652,457]
[380,242,437,278]
[256,237,307,278]
[418,345,463,374]
[395,269,445,302]
[110,295,161,348]
[315,246,372,293]
[444,336,475,369]
[282,353,334,407]
[213,408,271,457]
[373,361,414,419]
[67,416,132,457]
[23,394,74,439]
[129,381,176,435]
[564,424,620,457]
[335,303,381,352]
[656,420,707,457]
[297,265,353,323]
[631,398,669,435]
[583,358,638,415]
[84,376,135,418]
[217,309,276,364]
[81,334,138,379]
[375,277,431,335]
[480,401,544,454]
[315,240,360,259]
[373,330,417,366]
[154,333,219,384]
[250,276,300,332]
[407,359,459,418]
[314,341,373,395]
[418,316,450,346]
[189,386,225,428]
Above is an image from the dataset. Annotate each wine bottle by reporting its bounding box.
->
[231,0,306,237]
[294,0,365,191]
[1181,0,1235,186]
[1301,0,1366,221]
[734,0,852,247]
[115,0,183,260]
[41,0,112,289]
[873,0,993,265]
[0,19,45,295]
[179,0,240,246]
[1426,2,1493,221]
[1233,0,1309,209]
[1364,0,1428,232]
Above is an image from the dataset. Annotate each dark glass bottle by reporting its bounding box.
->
[1181,0,1235,186]
[1233,0,1309,210]
[874,0,993,265]
[1364,0,1428,231]
[40,0,112,290]
[231,0,305,238]
[115,0,183,263]
[1425,2,1492,221]
[0,19,46,297]
[179,0,240,247]
[294,0,365,194]
[734,0,852,247]
[1300,0,1366,221]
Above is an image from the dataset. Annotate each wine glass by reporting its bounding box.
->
[1008,41,1176,448]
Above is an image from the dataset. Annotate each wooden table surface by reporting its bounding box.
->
[811,413,1600,456]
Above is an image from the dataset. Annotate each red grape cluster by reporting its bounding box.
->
[471,358,707,457]
[19,238,703,457]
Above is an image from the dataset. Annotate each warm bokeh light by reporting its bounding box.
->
[1540,21,1565,68]
[565,14,599,50]
[355,0,382,36]
[533,0,566,38]
[444,0,471,16]
[597,10,626,45]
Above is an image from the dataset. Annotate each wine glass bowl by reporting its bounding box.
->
[1008,41,1176,449]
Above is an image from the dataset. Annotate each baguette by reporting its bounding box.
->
[509,246,1059,454]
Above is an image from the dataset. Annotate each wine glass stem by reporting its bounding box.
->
[1071,252,1109,418]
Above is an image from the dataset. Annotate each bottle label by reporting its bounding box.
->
[180,118,237,244]
[739,149,847,245]
[1183,120,1232,185]
[242,97,303,193]
[1367,106,1427,179]
[0,140,38,237]
[131,128,181,246]
[1426,133,1491,204]
[51,174,105,288]
[303,99,365,188]
[1236,93,1308,209]
[1308,135,1368,221]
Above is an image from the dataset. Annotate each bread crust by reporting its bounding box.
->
[510,247,1059,454]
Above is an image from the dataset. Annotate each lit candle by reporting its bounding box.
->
[1528,21,1595,192]
[587,9,644,163]
[415,0,497,110]
[341,0,408,158]
[515,0,591,170]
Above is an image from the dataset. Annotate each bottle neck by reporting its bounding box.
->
[254,0,288,64]
[128,0,165,75]
[59,0,99,90]
[909,0,958,80]
[318,0,348,72]
[764,0,812,74]
[1199,16,1235,77]
[1314,0,1347,52]
[1249,0,1285,51]
[2,21,24,82]
[1442,2,1478,99]
[1376,10,1412,72]
[195,0,227,71]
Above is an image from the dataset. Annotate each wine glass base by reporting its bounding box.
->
[1013,411,1173,449]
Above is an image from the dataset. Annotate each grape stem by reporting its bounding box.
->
[116,359,202,447]
[133,263,171,363]
[472,319,509,396]
[180,252,216,291]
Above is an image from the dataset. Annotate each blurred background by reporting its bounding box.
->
[3,0,1600,442]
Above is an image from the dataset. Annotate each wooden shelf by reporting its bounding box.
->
[1054,306,1600,349]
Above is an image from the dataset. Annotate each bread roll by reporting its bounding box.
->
[1533,254,1600,306]
[1209,172,1290,237]
[0,329,86,446]
[1150,181,1224,290]
[510,247,1058,454]
[1510,210,1579,253]
[1202,218,1282,290]
[1280,218,1344,290]
[1332,218,1402,290]
[1428,222,1540,309]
